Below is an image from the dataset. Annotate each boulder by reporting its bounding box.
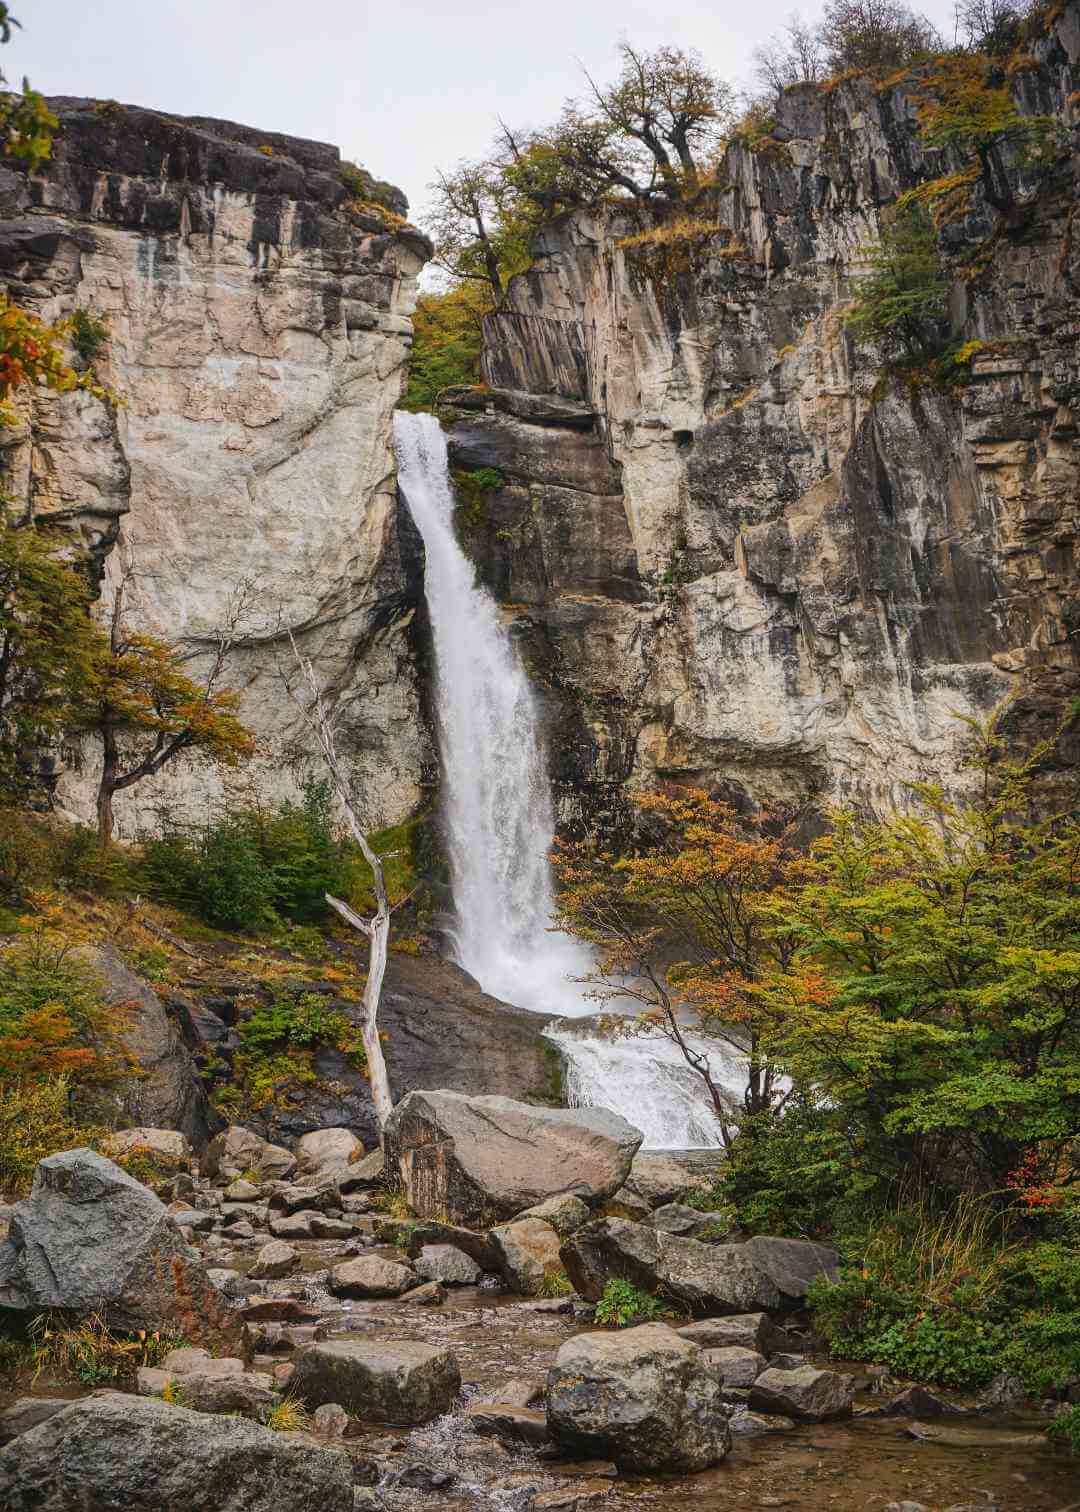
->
[270,1184,338,1214]
[599,1186,652,1221]
[562,1218,837,1315]
[464,1403,549,1445]
[625,1152,700,1208]
[0,1149,217,1332]
[138,1353,277,1422]
[402,1280,446,1306]
[202,1126,297,1183]
[248,1240,299,1280]
[677,1313,796,1353]
[518,1193,590,1235]
[0,1398,70,1446]
[702,1346,767,1387]
[312,1402,348,1439]
[223,1178,263,1202]
[651,1203,733,1238]
[100,1128,193,1172]
[293,1339,460,1426]
[385,1091,642,1226]
[749,1364,856,1421]
[547,1324,731,1473]
[328,1255,417,1298]
[415,1243,482,1287]
[335,1148,385,1190]
[0,1391,353,1510]
[296,1128,363,1174]
[310,1215,354,1239]
[269,1210,320,1239]
[488,1217,563,1295]
[728,1409,795,1436]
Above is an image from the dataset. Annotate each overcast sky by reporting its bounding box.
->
[12,0,960,227]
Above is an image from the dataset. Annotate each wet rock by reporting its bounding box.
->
[860,1384,966,1418]
[401,1280,446,1305]
[390,1463,457,1491]
[465,1403,550,1445]
[101,1127,193,1171]
[269,1210,321,1239]
[562,1219,837,1314]
[0,1149,216,1332]
[0,1399,70,1446]
[293,1339,460,1426]
[415,1243,482,1286]
[313,1402,349,1439]
[328,1255,417,1298]
[238,1296,318,1322]
[728,1409,794,1436]
[489,1216,563,1294]
[702,1345,767,1387]
[310,1216,355,1240]
[203,1126,297,1184]
[749,1364,856,1421]
[768,1352,806,1370]
[0,1390,353,1509]
[385,1091,642,1226]
[677,1313,795,1353]
[530,1486,612,1511]
[482,1375,545,1407]
[518,1194,591,1235]
[977,1372,1026,1411]
[249,1240,299,1280]
[546,1322,731,1473]
[297,1129,364,1174]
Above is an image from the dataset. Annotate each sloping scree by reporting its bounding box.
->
[0,1391,353,1511]
[385,1090,642,1225]
[0,1149,216,1332]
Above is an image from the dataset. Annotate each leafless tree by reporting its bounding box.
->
[284,632,395,1135]
[753,13,826,98]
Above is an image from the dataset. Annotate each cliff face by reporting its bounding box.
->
[448,6,1080,828]
[0,102,431,835]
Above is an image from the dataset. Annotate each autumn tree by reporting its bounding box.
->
[399,282,491,411]
[844,204,949,356]
[553,790,798,1145]
[954,0,1033,56]
[817,0,942,75]
[80,574,256,844]
[427,159,511,301]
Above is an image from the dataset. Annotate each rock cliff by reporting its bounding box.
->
[447,6,1080,828]
[0,101,431,835]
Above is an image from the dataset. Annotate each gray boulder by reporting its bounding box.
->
[702,1346,767,1387]
[750,1364,857,1421]
[295,1128,363,1174]
[385,1091,642,1226]
[138,1351,277,1422]
[202,1126,297,1183]
[652,1203,734,1238]
[0,1399,69,1446]
[517,1193,590,1235]
[625,1151,701,1208]
[415,1244,482,1286]
[0,1391,353,1510]
[546,1323,731,1472]
[100,1128,193,1172]
[728,1409,795,1436]
[487,1216,563,1295]
[0,1150,217,1332]
[328,1255,417,1298]
[248,1240,299,1280]
[293,1339,460,1426]
[562,1218,837,1315]
[677,1313,797,1353]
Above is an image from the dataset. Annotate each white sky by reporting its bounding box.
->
[12,0,960,226]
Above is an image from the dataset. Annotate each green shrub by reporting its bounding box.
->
[1048,1404,1080,1455]
[0,1075,104,1198]
[594,1277,665,1328]
[70,308,109,364]
[845,204,949,358]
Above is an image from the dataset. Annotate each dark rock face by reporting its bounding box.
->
[546,1323,731,1472]
[0,1150,216,1332]
[561,1218,837,1315]
[384,1090,642,1226]
[445,8,1080,830]
[0,1391,354,1510]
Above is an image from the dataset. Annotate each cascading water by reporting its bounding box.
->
[394,411,737,1148]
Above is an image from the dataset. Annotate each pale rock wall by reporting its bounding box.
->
[0,102,432,837]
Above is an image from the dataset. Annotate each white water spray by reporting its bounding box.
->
[394,411,735,1147]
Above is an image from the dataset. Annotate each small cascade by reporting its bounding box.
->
[394,411,729,1147]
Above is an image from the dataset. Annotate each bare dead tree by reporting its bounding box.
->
[285,631,395,1136]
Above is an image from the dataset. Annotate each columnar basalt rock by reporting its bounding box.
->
[0,102,431,835]
[447,7,1080,829]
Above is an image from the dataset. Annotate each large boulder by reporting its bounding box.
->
[385,1091,642,1226]
[517,1193,590,1235]
[677,1313,796,1353]
[0,1150,217,1332]
[0,1391,353,1510]
[546,1324,731,1472]
[328,1255,417,1299]
[487,1217,563,1295]
[202,1126,296,1183]
[415,1244,482,1287]
[295,1128,363,1174]
[561,1218,838,1315]
[100,1128,193,1172]
[749,1364,857,1421]
[293,1339,460,1426]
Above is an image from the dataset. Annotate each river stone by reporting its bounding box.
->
[385,1091,642,1226]
[546,1323,731,1472]
[202,1125,297,1183]
[464,1403,550,1445]
[518,1193,591,1235]
[677,1313,795,1353]
[750,1365,856,1421]
[0,1149,217,1332]
[296,1128,364,1174]
[100,1128,193,1172]
[249,1240,299,1280]
[415,1243,482,1286]
[488,1217,563,1295]
[328,1255,417,1298]
[561,1218,837,1314]
[402,1280,446,1305]
[702,1346,767,1387]
[269,1210,321,1239]
[728,1410,795,1436]
[0,1390,353,1509]
[293,1339,460,1425]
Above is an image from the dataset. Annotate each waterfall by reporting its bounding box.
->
[394,411,733,1148]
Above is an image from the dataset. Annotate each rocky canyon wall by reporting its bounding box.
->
[447,5,1080,830]
[0,102,431,836]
